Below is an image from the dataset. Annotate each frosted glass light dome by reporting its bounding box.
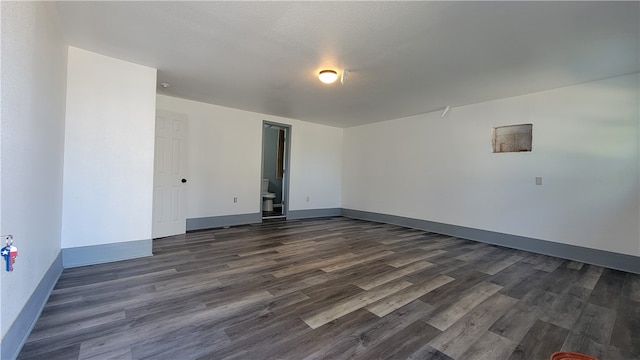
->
[318,70,338,84]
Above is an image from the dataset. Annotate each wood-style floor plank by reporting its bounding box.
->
[301,279,413,329]
[488,288,556,344]
[18,217,640,360]
[351,320,441,360]
[508,320,570,360]
[425,281,503,331]
[365,275,454,317]
[428,293,519,359]
[353,260,434,290]
[458,330,518,360]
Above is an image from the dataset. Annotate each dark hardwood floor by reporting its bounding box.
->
[19,217,640,360]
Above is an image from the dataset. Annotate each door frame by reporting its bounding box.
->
[261,121,291,220]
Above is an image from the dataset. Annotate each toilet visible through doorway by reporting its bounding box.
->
[262,178,276,211]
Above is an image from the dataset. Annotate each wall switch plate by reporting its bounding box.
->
[535,177,542,185]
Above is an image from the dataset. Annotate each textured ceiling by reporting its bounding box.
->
[56,1,639,128]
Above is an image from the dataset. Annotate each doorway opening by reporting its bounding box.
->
[261,122,290,220]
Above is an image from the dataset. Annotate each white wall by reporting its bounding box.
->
[61,47,157,249]
[0,1,67,338]
[288,120,343,211]
[156,95,342,219]
[344,73,640,256]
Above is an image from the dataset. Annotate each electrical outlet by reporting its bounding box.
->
[233,197,237,203]
[535,177,542,185]
[306,196,310,202]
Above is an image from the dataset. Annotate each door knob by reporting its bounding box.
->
[181,179,187,183]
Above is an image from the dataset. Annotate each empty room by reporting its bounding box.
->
[1,1,639,360]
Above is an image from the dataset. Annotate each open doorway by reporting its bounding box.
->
[261,122,290,220]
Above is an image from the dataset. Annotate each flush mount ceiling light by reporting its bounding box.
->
[318,70,338,84]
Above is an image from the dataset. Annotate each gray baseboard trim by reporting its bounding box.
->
[62,239,152,268]
[186,213,262,231]
[287,208,342,220]
[341,208,640,274]
[2,251,63,360]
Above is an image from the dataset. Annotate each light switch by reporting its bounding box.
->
[535,177,542,185]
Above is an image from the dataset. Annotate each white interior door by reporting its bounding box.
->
[152,110,187,238]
